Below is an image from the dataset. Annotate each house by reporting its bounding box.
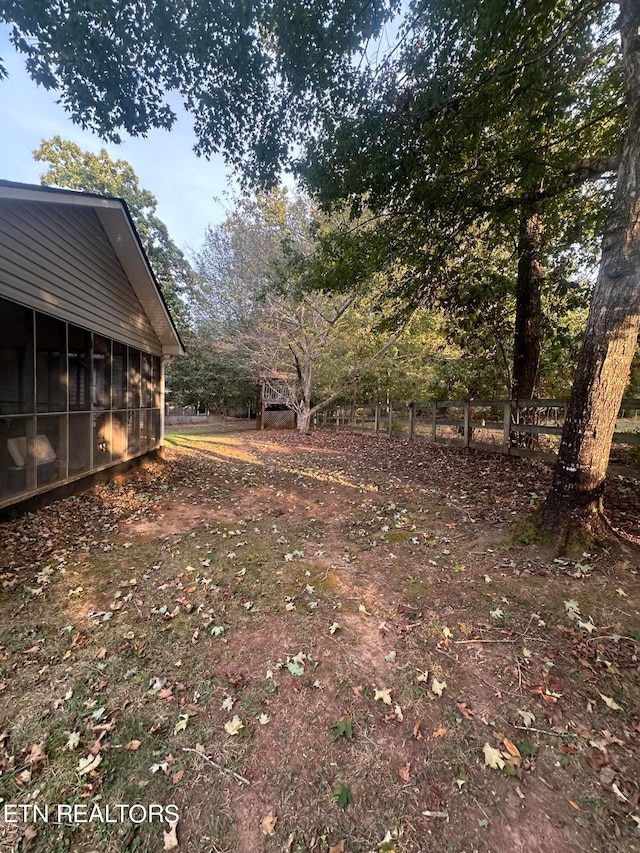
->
[0,179,185,511]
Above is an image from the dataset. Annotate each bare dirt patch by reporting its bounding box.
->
[0,424,638,853]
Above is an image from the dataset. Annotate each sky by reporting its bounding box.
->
[0,26,234,255]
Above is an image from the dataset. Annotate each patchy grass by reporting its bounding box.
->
[0,425,639,853]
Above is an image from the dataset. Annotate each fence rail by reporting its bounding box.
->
[314,398,640,472]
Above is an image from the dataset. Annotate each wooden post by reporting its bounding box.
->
[463,401,470,448]
[374,402,380,434]
[408,401,415,440]
[431,402,437,442]
[388,402,393,435]
[351,402,356,428]
[503,401,512,453]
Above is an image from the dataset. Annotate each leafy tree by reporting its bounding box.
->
[33,136,193,333]
[165,328,255,413]
[4,0,397,185]
[193,191,434,431]
[301,0,622,405]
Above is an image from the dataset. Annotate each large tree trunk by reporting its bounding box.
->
[543,0,640,537]
[512,205,544,401]
[296,407,312,433]
[512,204,544,448]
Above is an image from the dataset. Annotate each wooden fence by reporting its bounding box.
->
[314,398,640,471]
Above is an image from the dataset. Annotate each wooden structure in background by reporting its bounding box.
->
[257,371,296,430]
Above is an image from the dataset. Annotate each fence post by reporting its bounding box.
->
[463,401,470,448]
[374,402,380,434]
[388,402,393,435]
[431,402,437,442]
[503,401,512,453]
[408,401,415,441]
[351,403,357,429]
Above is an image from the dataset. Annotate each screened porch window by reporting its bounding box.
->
[0,297,164,508]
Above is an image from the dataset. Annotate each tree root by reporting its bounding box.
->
[512,504,619,557]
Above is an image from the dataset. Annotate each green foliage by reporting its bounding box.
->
[299,0,623,398]
[333,782,354,808]
[4,0,398,184]
[331,715,353,741]
[164,329,255,412]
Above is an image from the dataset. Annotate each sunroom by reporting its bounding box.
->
[0,180,184,510]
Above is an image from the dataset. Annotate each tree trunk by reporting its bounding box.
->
[297,407,312,433]
[512,204,544,401]
[512,204,544,448]
[543,0,640,537]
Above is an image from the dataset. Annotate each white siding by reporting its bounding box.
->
[0,200,162,355]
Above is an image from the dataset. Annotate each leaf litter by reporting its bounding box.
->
[0,423,638,853]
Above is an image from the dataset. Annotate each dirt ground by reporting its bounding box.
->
[0,424,639,853]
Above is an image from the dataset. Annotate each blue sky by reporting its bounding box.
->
[1,26,234,255]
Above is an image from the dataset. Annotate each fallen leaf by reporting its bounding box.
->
[503,737,521,763]
[517,709,536,727]
[224,715,244,736]
[333,782,353,808]
[328,841,345,853]
[431,678,447,697]
[65,732,80,751]
[413,720,423,740]
[599,694,623,711]
[612,783,629,802]
[502,737,522,767]
[163,818,179,850]
[125,740,141,751]
[457,702,474,719]
[332,715,353,740]
[27,742,47,766]
[172,769,184,784]
[261,811,277,836]
[399,762,411,782]
[483,743,506,771]
[174,714,189,735]
[77,753,102,775]
[432,727,448,738]
[374,688,392,705]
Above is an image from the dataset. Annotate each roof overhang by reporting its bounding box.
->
[0,180,186,356]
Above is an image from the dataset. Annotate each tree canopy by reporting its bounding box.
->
[3,0,398,184]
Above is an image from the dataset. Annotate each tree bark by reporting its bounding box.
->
[512,204,544,401]
[543,0,640,534]
[297,408,312,433]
